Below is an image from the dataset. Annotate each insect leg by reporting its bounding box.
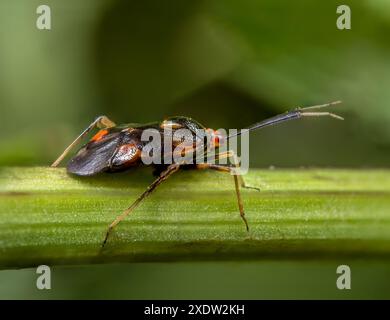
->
[196,163,249,232]
[102,163,180,247]
[215,150,260,191]
[51,115,116,167]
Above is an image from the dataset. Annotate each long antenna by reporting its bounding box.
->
[228,100,343,139]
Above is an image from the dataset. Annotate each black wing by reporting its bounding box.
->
[67,131,122,176]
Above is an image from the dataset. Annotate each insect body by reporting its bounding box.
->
[64,117,213,176]
[51,101,343,246]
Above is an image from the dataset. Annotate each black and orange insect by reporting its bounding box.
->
[51,101,343,246]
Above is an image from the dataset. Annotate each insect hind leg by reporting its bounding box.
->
[102,163,180,247]
[51,115,116,167]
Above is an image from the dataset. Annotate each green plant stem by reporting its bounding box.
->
[0,167,390,269]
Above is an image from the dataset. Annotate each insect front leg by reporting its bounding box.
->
[102,163,180,247]
[215,150,260,191]
[196,163,249,232]
[51,115,116,167]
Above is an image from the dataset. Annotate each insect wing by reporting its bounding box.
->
[67,132,121,176]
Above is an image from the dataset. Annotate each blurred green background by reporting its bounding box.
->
[1,0,390,167]
[1,0,390,299]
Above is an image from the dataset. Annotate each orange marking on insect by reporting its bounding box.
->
[206,128,223,148]
[160,120,183,129]
[115,143,141,166]
[91,129,109,142]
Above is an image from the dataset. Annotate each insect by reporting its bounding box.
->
[51,101,343,246]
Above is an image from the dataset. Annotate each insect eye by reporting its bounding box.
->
[214,130,226,146]
[205,129,225,148]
